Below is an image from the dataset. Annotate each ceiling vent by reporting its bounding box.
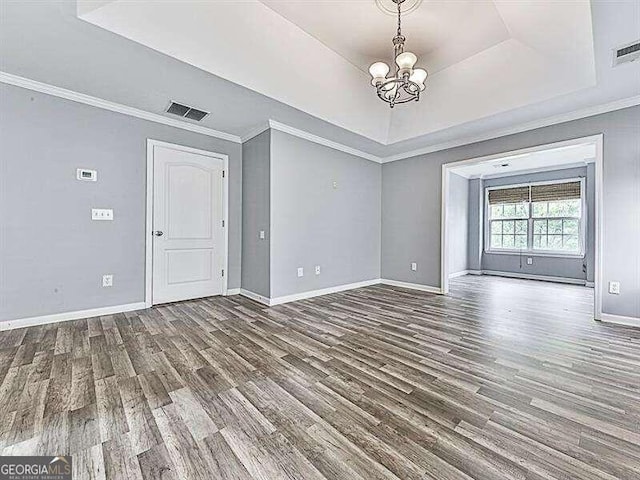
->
[165,101,209,121]
[613,40,640,67]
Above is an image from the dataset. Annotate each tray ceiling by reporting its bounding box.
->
[77,0,596,145]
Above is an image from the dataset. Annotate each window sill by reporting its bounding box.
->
[484,250,585,259]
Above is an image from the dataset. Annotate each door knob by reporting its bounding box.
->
[153,230,164,237]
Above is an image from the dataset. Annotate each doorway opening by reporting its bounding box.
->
[441,134,603,320]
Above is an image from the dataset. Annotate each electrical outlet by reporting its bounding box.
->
[102,274,113,287]
[315,265,321,275]
[297,267,304,278]
[608,281,620,295]
[411,262,417,271]
[527,257,533,265]
[259,230,265,240]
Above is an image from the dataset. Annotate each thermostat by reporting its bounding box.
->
[77,168,97,181]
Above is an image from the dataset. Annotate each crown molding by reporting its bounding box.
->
[240,123,271,143]
[382,95,640,163]
[268,120,383,163]
[3,71,638,163]
[462,161,591,180]
[0,71,242,144]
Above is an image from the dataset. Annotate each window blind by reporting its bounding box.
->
[487,186,530,205]
[531,181,581,202]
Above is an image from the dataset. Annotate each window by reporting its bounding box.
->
[486,180,584,256]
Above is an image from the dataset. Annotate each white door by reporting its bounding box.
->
[151,144,225,305]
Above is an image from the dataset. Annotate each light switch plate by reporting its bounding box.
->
[315,265,321,275]
[608,281,620,294]
[297,267,304,278]
[102,274,113,287]
[527,257,533,265]
[411,262,417,271]
[92,208,113,221]
[259,230,265,240]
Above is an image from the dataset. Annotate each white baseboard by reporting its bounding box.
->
[448,270,473,279]
[0,302,147,331]
[240,279,383,307]
[467,270,482,275]
[269,279,381,306]
[225,288,241,296]
[481,270,586,285]
[599,313,640,328]
[380,279,442,294]
[239,289,272,306]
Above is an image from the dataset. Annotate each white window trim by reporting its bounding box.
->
[484,177,586,258]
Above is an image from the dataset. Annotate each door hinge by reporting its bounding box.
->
[222,220,225,227]
[222,170,225,178]
[221,269,225,277]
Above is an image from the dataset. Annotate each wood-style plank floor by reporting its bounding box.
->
[1,275,639,480]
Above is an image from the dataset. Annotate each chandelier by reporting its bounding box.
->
[369,0,427,108]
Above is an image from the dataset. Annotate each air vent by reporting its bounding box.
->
[165,101,209,121]
[613,40,640,66]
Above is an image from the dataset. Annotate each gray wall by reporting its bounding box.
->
[270,130,381,298]
[0,83,242,322]
[448,173,469,275]
[382,105,640,318]
[467,178,482,272]
[480,166,593,281]
[241,131,270,297]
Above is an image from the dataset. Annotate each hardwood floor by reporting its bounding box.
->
[1,275,639,480]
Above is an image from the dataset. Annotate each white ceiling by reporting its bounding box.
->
[260,0,511,75]
[77,0,598,145]
[450,143,596,179]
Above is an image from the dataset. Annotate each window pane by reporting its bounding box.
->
[515,220,528,234]
[533,219,547,234]
[515,203,529,218]
[548,235,562,250]
[533,234,547,249]
[563,219,579,235]
[547,201,565,217]
[543,199,581,218]
[491,221,502,234]
[515,235,527,248]
[503,220,514,234]
[503,204,516,218]
[503,235,515,248]
[532,202,547,218]
[565,200,581,217]
[491,234,502,248]
[548,219,563,234]
[490,205,503,219]
[563,235,579,251]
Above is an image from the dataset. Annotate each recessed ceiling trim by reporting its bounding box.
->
[0,71,242,143]
[382,95,640,163]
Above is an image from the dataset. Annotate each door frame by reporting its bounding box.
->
[441,133,603,320]
[145,139,229,307]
